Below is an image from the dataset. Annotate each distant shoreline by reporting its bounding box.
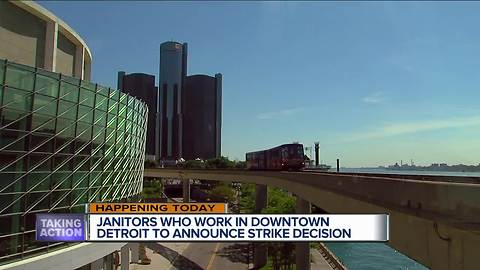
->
[335,167,480,177]
[383,164,480,173]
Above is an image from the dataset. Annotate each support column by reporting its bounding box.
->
[254,184,268,269]
[130,243,139,263]
[296,197,311,270]
[182,179,190,202]
[90,257,104,270]
[44,20,58,72]
[121,245,130,270]
[74,45,85,80]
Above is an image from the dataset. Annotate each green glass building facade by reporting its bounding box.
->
[0,59,148,263]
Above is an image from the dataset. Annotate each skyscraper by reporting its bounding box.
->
[117,72,157,159]
[157,41,187,161]
[183,74,222,160]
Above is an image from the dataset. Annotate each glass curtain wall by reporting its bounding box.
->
[0,59,148,263]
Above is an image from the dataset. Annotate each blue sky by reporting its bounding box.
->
[40,1,480,167]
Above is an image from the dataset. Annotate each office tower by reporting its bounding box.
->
[117,72,157,159]
[157,41,187,161]
[183,74,222,160]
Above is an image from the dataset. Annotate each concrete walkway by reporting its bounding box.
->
[129,243,335,270]
[311,248,335,270]
[131,243,190,270]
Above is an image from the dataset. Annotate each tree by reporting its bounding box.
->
[205,156,235,169]
[208,183,236,204]
[239,183,256,213]
[142,179,163,199]
[144,160,158,168]
[183,160,205,169]
[262,188,296,270]
[263,188,296,214]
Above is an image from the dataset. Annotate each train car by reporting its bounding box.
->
[246,143,305,171]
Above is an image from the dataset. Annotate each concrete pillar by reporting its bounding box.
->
[254,184,268,269]
[255,184,267,213]
[295,197,311,270]
[121,245,130,270]
[44,20,58,72]
[130,243,139,263]
[74,45,85,80]
[183,179,190,202]
[90,257,104,270]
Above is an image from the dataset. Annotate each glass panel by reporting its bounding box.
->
[107,113,117,128]
[0,130,26,151]
[56,118,76,139]
[92,126,105,143]
[108,100,118,114]
[0,152,24,173]
[92,143,104,158]
[0,59,5,85]
[79,89,95,108]
[76,122,92,142]
[59,81,79,102]
[37,68,60,80]
[33,94,56,116]
[58,100,77,120]
[28,152,50,170]
[0,235,22,259]
[78,105,93,124]
[26,172,50,191]
[120,92,127,104]
[61,75,80,86]
[0,193,23,215]
[32,113,55,134]
[126,108,133,121]
[3,87,32,111]
[110,89,119,101]
[95,94,108,111]
[94,110,107,127]
[117,119,126,132]
[35,74,59,98]
[32,116,55,134]
[81,80,96,92]
[52,172,72,189]
[23,231,49,256]
[53,157,71,174]
[1,108,28,130]
[30,133,53,153]
[119,103,127,118]
[97,85,109,97]
[5,64,35,91]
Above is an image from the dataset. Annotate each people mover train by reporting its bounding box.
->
[246,143,305,171]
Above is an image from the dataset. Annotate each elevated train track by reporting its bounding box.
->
[144,168,480,270]
[302,170,480,184]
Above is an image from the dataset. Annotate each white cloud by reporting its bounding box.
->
[344,115,480,142]
[257,107,305,120]
[362,91,385,104]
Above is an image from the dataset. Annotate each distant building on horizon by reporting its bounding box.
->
[183,74,222,160]
[117,72,157,160]
[157,41,188,161]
